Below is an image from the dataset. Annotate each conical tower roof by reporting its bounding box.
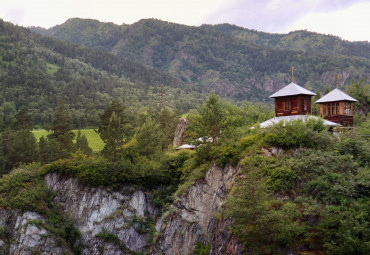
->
[269,82,316,98]
[315,88,357,103]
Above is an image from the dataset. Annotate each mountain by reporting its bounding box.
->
[202,23,370,59]
[0,19,205,127]
[34,18,370,101]
[33,18,128,52]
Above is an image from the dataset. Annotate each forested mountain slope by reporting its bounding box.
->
[0,19,204,127]
[35,18,370,100]
[203,23,370,59]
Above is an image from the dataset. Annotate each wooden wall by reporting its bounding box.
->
[275,95,312,116]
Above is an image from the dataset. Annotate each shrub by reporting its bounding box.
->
[262,119,333,149]
[191,242,211,255]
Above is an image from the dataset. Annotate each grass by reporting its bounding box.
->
[46,62,60,75]
[33,129,104,152]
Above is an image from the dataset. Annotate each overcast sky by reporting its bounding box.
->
[1,0,369,41]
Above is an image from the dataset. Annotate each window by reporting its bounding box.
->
[327,104,331,115]
[336,103,339,115]
[323,104,326,116]
[303,98,307,111]
[332,103,336,115]
[344,102,351,115]
[284,101,291,111]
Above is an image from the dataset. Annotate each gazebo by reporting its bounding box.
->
[269,82,316,116]
[315,88,357,126]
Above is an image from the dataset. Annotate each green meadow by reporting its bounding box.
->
[33,129,104,152]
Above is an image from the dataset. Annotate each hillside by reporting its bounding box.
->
[35,18,370,100]
[0,94,368,254]
[203,23,370,59]
[0,19,205,127]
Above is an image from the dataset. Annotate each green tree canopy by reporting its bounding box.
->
[97,100,132,160]
[47,101,75,159]
[347,78,369,117]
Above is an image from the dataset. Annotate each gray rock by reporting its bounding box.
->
[8,211,67,255]
[173,118,187,147]
[152,164,243,255]
[45,173,158,254]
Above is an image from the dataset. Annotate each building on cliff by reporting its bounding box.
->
[259,68,338,128]
[269,82,316,116]
[315,88,357,126]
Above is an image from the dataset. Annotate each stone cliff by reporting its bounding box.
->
[0,164,242,254]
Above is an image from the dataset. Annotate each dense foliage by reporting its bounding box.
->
[0,19,206,127]
[223,123,369,255]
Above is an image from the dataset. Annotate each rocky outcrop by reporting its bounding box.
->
[0,210,68,254]
[2,162,243,254]
[152,164,243,255]
[45,173,158,254]
[173,117,188,147]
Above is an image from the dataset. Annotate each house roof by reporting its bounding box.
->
[315,88,358,103]
[258,115,339,128]
[269,82,316,98]
[176,144,197,150]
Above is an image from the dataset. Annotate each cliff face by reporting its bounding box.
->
[0,209,69,254]
[45,173,158,254]
[1,164,242,254]
[152,164,242,255]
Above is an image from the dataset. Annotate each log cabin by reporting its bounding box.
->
[269,82,316,116]
[315,88,357,126]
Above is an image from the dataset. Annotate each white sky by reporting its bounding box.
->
[0,0,369,41]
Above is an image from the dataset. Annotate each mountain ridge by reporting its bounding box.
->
[31,18,370,100]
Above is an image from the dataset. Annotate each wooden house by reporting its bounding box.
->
[315,88,357,126]
[269,82,316,117]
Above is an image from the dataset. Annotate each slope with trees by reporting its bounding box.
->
[35,18,370,101]
[0,19,205,128]
[203,23,370,59]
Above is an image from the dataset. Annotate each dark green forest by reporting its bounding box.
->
[0,19,206,127]
[34,18,370,100]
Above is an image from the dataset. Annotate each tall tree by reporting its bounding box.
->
[135,116,164,158]
[13,107,33,130]
[347,78,369,117]
[0,107,38,175]
[75,130,93,156]
[0,102,16,132]
[47,101,75,158]
[97,100,131,160]
[196,91,226,145]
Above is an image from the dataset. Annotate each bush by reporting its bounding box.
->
[262,119,333,149]
[191,242,210,255]
[315,200,370,255]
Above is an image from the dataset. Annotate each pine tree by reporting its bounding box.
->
[76,130,93,156]
[197,91,225,145]
[97,100,131,160]
[47,101,75,159]
[13,107,33,130]
[136,116,164,158]
[0,107,38,173]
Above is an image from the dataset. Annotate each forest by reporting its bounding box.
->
[34,18,370,100]
[0,19,207,127]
